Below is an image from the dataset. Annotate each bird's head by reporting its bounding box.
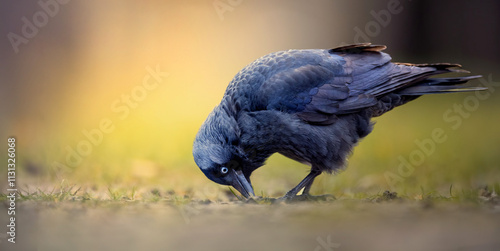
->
[192,104,255,198]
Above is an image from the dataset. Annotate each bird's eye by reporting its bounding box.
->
[220,167,229,174]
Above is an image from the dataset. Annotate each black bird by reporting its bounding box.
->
[193,43,483,199]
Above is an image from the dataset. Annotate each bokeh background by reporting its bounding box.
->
[1,0,499,198]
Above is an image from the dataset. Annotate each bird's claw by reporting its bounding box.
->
[274,193,336,203]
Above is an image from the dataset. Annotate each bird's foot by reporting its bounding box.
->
[274,193,336,203]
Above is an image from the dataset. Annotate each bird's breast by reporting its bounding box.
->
[238,110,369,172]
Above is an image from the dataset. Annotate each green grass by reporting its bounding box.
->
[1,172,499,251]
[14,183,82,202]
[3,181,498,206]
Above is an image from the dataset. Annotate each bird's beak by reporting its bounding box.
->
[229,169,255,198]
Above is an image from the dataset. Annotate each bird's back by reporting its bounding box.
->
[223,49,344,111]
[221,44,482,125]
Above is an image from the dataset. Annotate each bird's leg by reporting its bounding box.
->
[283,169,321,199]
[301,177,316,196]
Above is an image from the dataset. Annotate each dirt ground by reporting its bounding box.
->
[1,198,499,251]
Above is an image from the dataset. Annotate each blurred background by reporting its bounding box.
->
[1,0,499,198]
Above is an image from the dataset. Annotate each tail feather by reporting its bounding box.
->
[397,85,486,95]
[366,63,473,97]
[397,75,484,95]
[329,43,387,53]
[424,75,482,85]
[395,62,462,69]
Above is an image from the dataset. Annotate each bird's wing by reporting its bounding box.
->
[257,43,455,125]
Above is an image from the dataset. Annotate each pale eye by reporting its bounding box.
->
[221,167,229,174]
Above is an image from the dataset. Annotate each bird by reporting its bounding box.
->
[192,43,484,200]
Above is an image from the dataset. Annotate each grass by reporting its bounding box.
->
[3,180,498,205]
[14,183,82,202]
[2,182,499,251]
[2,157,500,251]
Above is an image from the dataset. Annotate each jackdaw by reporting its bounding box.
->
[192,43,483,199]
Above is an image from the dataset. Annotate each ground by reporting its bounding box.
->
[1,186,499,251]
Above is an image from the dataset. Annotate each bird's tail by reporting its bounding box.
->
[370,63,485,117]
[395,63,485,95]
